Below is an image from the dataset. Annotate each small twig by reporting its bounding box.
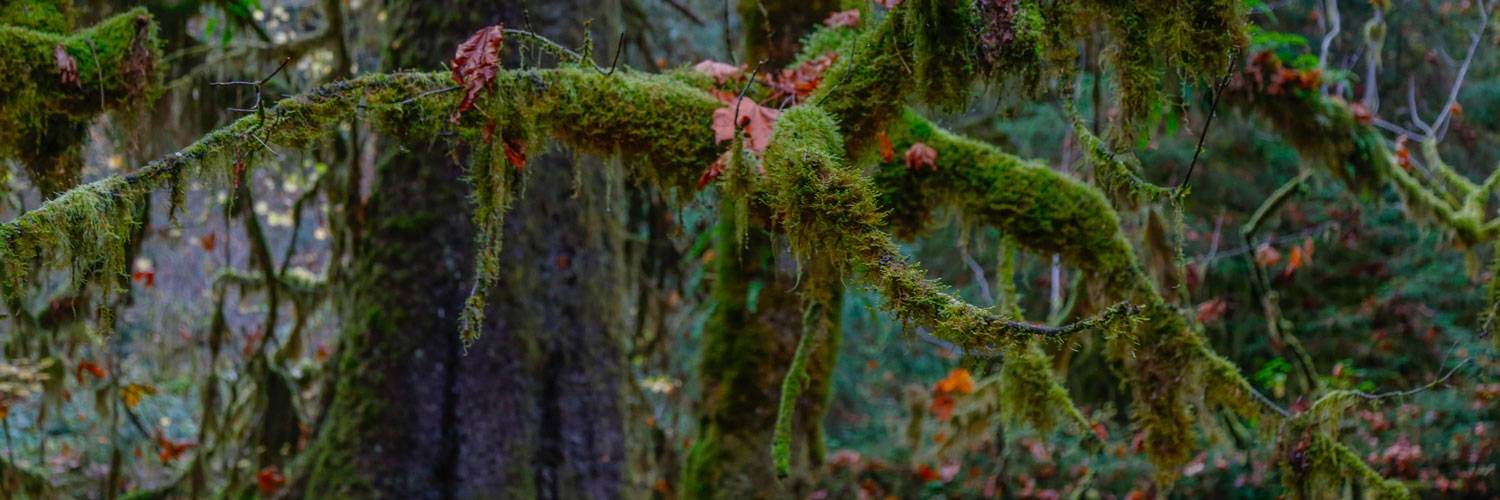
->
[661,0,706,24]
[396,85,462,105]
[1429,0,1489,141]
[730,60,768,130]
[1251,386,1293,418]
[85,39,104,109]
[1350,358,1471,400]
[1176,57,1237,193]
[603,31,626,76]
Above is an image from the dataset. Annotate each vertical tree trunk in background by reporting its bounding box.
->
[683,215,842,498]
[684,2,843,495]
[299,2,626,497]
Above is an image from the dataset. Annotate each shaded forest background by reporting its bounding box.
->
[0,0,1497,498]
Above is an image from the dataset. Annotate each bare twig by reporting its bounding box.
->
[1175,57,1236,192]
[1429,0,1489,141]
[396,85,462,106]
[1351,358,1471,400]
[661,0,706,25]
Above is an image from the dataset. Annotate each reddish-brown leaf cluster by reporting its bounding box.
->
[1395,135,1413,171]
[1244,51,1323,96]
[876,131,896,162]
[711,96,781,153]
[502,139,528,171]
[257,466,287,495]
[450,25,505,124]
[155,432,195,464]
[132,271,155,288]
[693,60,743,85]
[1349,101,1374,125]
[697,153,729,189]
[763,52,839,104]
[76,360,107,384]
[54,43,78,87]
[1253,242,1282,267]
[823,9,860,28]
[1280,237,1315,277]
[929,368,975,421]
[903,142,939,171]
[1195,297,1229,324]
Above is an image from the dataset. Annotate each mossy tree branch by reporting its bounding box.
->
[0,0,1408,494]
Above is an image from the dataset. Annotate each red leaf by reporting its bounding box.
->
[698,152,730,189]
[54,43,78,87]
[763,52,838,104]
[916,464,940,482]
[76,360,107,384]
[257,466,287,495]
[824,9,860,28]
[199,232,217,252]
[712,97,781,153]
[692,60,742,85]
[1090,421,1110,442]
[450,25,505,124]
[155,432,195,464]
[1349,102,1373,125]
[502,139,527,171]
[903,142,938,171]
[1395,135,1412,171]
[876,131,895,162]
[132,271,155,288]
[1253,243,1281,267]
[1195,297,1228,324]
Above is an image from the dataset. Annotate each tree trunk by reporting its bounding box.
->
[298,2,626,497]
[683,217,841,498]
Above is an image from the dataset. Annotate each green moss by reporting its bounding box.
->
[0,7,162,196]
[1275,392,1411,499]
[0,0,74,32]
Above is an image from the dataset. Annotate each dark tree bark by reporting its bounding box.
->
[298,1,626,497]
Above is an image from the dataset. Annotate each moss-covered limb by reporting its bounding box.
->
[803,0,975,154]
[0,7,161,195]
[1227,63,1500,246]
[0,0,74,32]
[760,105,1144,353]
[876,108,1150,296]
[214,267,327,303]
[0,72,449,312]
[1068,109,1179,207]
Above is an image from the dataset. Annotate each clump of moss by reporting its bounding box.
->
[0,0,75,32]
[0,7,163,196]
[1275,392,1411,499]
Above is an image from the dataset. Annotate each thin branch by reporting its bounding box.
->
[1430,0,1490,141]
[1176,58,1236,192]
[1350,358,1471,400]
[661,0,706,25]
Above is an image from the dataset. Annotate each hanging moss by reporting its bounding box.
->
[457,125,518,348]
